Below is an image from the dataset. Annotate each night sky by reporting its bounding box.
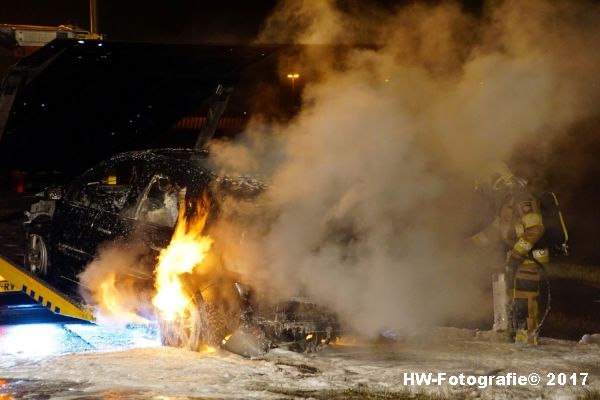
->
[2,0,278,43]
[2,0,484,44]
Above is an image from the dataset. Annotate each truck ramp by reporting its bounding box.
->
[0,255,93,322]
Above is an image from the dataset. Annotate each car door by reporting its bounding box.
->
[51,167,105,282]
[51,160,140,283]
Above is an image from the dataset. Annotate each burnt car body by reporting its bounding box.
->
[24,148,217,288]
[25,149,339,353]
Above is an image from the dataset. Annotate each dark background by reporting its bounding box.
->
[1,0,277,44]
[1,0,599,265]
[1,0,486,44]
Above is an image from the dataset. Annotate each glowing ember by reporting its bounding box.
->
[152,193,213,322]
[201,344,217,353]
[222,333,232,345]
[331,337,363,347]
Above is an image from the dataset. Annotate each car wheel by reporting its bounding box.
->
[158,291,232,351]
[158,292,206,351]
[26,234,49,276]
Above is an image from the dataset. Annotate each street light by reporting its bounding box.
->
[90,0,98,35]
[287,73,300,91]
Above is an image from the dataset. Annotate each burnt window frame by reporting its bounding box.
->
[134,173,184,229]
[66,160,139,214]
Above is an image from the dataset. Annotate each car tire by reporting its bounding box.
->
[158,292,205,351]
[25,233,49,276]
[158,292,229,351]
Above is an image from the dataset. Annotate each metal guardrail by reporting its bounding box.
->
[0,255,94,322]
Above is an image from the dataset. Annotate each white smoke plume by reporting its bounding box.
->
[209,0,600,336]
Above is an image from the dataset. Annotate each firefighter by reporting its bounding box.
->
[471,162,549,345]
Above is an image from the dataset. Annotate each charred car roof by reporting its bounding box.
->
[78,148,213,188]
[78,148,265,197]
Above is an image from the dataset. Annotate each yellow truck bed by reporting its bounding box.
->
[0,255,94,322]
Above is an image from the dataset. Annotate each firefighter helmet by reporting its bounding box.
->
[475,162,527,192]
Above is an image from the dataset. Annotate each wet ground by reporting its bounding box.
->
[0,379,161,400]
[0,321,160,356]
[1,326,599,399]
[0,321,163,399]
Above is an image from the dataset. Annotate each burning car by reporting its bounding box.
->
[4,39,339,354]
[24,148,340,354]
[24,149,219,284]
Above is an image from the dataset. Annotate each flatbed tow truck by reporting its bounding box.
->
[0,254,93,323]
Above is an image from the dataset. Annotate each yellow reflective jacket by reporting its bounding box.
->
[472,190,549,264]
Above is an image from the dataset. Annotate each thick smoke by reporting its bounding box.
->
[79,241,155,325]
[209,0,600,336]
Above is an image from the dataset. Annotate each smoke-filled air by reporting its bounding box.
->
[208,0,600,336]
[79,241,155,325]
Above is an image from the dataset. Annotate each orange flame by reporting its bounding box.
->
[331,337,362,347]
[201,344,217,353]
[96,271,149,323]
[152,192,213,322]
